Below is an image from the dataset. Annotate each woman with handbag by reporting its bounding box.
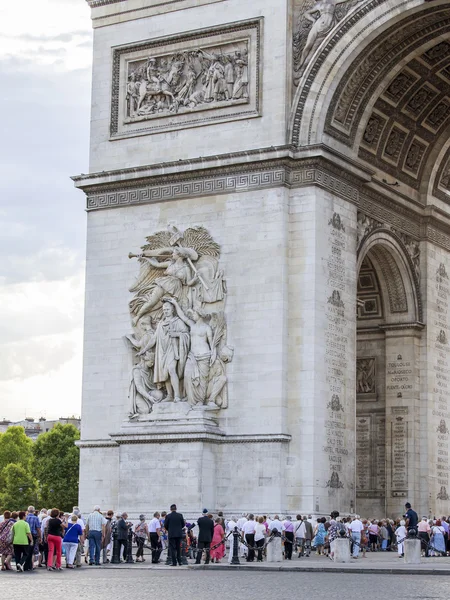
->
[134,515,149,562]
[46,508,66,571]
[0,511,16,570]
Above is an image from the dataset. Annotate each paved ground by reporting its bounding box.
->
[0,569,448,600]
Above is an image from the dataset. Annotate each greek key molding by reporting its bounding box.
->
[86,168,287,210]
[75,151,450,253]
[107,432,292,445]
[86,0,123,5]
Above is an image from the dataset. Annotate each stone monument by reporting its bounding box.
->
[75,0,450,518]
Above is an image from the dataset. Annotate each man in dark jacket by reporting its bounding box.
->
[117,512,131,561]
[195,510,214,564]
[164,504,185,566]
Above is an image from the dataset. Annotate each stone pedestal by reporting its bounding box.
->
[404,539,421,564]
[333,538,351,563]
[266,537,283,562]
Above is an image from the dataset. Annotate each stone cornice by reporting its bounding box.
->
[358,322,426,334]
[77,433,292,447]
[75,439,119,448]
[73,145,450,252]
[86,0,123,6]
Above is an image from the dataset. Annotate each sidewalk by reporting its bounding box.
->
[100,551,450,575]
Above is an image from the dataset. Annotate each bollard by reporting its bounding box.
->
[404,538,421,564]
[110,521,121,564]
[126,527,134,563]
[231,527,240,565]
[333,537,351,563]
[267,530,283,563]
[180,538,189,565]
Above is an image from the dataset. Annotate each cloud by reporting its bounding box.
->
[0,335,83,420]
[0,1,92,420]
[0,336,79,382]
[0,31,92,43]
[4,31,92,43]
[0,59,90,285]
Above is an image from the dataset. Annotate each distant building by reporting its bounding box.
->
[0,417,81,440]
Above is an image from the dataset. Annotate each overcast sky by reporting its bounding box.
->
[0,0,92,421]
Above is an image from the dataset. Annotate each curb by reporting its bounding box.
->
[89,563,450,576]
[189,564,450,576]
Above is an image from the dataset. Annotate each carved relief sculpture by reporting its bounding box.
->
[111,19,261,137]
[356,213,382,248]
[356,358,376,394]
[127,226,233,418]
[126,44,249,122]
[392,230,420,282]
[293,0,363,84]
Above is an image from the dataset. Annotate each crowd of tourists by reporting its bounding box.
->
[0,502,448,572]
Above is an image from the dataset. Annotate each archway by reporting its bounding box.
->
[356,230,422,517]
[290,0,450,207]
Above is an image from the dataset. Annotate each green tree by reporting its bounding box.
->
[0,426,34,488]
[33,424,80,512]
[0,463,38,511]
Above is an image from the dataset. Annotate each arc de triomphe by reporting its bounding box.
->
[74,0,450,518]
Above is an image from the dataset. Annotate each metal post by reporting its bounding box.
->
[110,521,121,564]
[180,538,189,565]
[126,527,134,563]
[231,527,240,565]
[165,544,172,565]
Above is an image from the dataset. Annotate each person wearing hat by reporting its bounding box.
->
[195,510,214,565]
[404,502,418,534]
[134,515,149,562]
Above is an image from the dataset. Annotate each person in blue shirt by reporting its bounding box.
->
[404,503,419,534]
[63,515,84,568]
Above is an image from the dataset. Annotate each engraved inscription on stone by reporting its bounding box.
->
[375,415,386,492]
[324,211,350,491]
[434,264,450,493]
[356,417,370,491]
[386,359,412,397]
[391,416,408,492]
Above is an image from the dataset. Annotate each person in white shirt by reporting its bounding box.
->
[242,515,256,562]
[254,516,266,562]
[396,520,407,557]
[350,515,364,559]
[294,515,306,557]
[41,512,52,567]
[226,516,238,563]
[149,512,162,563]
[268,515,284,534]
[236,514,247,558]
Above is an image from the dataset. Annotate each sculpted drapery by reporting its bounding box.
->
[126,226,233,419]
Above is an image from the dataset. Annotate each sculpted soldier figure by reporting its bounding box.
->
[153,299,190,403]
